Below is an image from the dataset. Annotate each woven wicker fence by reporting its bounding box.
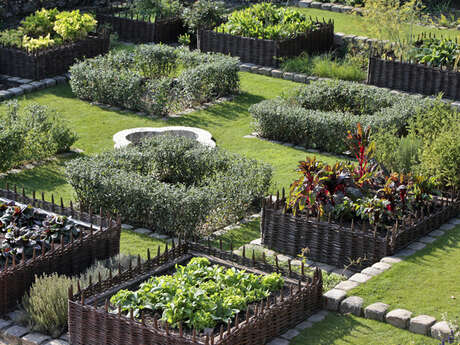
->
[197,21,334,67]
[97,11,187,44]
[68,241,323,345]
[367,56,460,100]
[0,34,109,80]
[0,185,121,315]
[261,193,460,270]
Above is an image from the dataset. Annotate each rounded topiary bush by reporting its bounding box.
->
[65,135,272,236]
[250,79,432,154]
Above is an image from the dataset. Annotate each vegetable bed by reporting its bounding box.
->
[68,241,323,345]
[0,9,109,79]
[198,3,334,67]
[0,186,121,315]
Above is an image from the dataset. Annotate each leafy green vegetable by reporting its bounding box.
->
[110,257,284,330]
[217,3,317,40]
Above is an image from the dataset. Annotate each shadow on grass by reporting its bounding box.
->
[0,158,70,197]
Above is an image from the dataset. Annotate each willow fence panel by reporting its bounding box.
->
[0,185,121,315]
[0,34,110,80]
[97,11,187,44]
[68,241,323,345]
[197,21,334,67]
[367,56,460,100]
[261,194,459,270]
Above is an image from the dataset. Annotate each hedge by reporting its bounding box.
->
[250,80,432,154]
[65,135,272,236]
[69,45,240,116]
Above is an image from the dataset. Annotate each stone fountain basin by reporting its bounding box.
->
[113,126,216,149]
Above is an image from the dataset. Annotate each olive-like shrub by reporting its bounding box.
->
[250,80,431,154]
[69,45,240,116]
[0,101,78,172]
[65,135,272,236]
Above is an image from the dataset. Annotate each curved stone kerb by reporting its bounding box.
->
[113,126,216,148]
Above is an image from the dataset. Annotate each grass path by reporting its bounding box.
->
[291,313,439,345]
[350,224,460,321]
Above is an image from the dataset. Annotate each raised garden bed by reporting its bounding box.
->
[0,185,121,315]
[198,21,334,67]
[0,34,109,80]
[261,193,459,271]
[97,11,187,43]
[68,240,323,345]
[367,56,460,101]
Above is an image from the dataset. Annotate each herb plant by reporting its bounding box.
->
[110,257,284,330]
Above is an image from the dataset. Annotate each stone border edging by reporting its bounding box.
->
[323,217,460,342]
[0,74,69,101]
[238,58,460,110]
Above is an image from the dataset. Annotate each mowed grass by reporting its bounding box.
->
[349,224,460,321]
[291,313,439,345]
[295,7,458,39]
[0,72,343,202]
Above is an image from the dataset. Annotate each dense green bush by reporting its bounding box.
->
[250,80,429,154]
[217,3,317,40]
[374,99,460,188]
[65,135,272,236]
[0,8,97,52]
[0,101,77,172]
[69,45,239,116]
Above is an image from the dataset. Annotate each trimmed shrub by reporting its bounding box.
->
[65,135,272,236]
[69,45,239,116]
[250,80,430,154]
[0,101,78,172]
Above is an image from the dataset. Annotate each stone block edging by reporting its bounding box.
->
[0,74,69,101]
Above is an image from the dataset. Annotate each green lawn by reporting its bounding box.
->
[295,7,458,39]
[291,313,439,345]
[349,224,460,321]
[0,72,342,203]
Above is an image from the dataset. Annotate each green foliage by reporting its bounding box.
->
[181,0,225,32]
[0,8,97,51]
[0,29,23,47]
[132,0,183,19]
[217,3,316,40]
[419,122,460,188]
[250,80,429,154]
[20,8,59,37]
[110,257,284,330]
[403,36,460,69]
[65,135,272,236]
[0,101,78,172]
[22,254,137,337]
[281,52,366,82]
[53,10,97,41]
[22,273,71,338]
[69,45,239,115]
[374,98,460,187]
